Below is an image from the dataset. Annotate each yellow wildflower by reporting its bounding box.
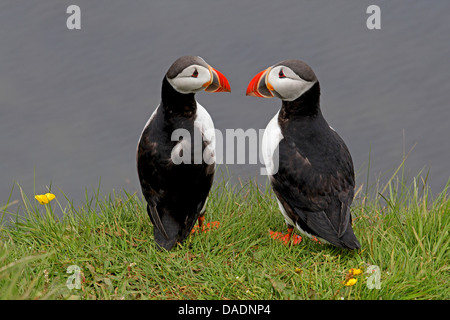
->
[349,268,363,276]
[344,278,357,286]
[35,193,56,205]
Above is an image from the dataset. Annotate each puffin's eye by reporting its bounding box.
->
[279,69,286,78]
[192,69,199,78]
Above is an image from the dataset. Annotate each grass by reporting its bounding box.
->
[0,167,449,300]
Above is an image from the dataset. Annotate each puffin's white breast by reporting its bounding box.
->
[194,102,216,165]
[262,111,283,176]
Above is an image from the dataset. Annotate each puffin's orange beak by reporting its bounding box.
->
[246,67,274,98]
[204,66,231,92]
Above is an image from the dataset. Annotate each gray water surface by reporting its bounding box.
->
[1,1,449,210]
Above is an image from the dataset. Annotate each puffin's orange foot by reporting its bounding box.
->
[311,236,322,244]
[269,230,302,245]
[191,221,220,234]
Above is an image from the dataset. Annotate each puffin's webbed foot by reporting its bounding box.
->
[191,215,220,234]
[269,226,302,245]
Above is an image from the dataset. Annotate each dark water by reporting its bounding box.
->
[1,1,449,212]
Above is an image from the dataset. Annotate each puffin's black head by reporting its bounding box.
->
[165,56,231,94]
[246,59,318,101]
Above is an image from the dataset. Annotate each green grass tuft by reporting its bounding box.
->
[0,170,449,300]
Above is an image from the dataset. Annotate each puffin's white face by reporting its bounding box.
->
[266,66,316,101]
[246,59,318,102]
[167,64,212,94]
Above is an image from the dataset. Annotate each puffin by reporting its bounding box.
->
[137,56,230,251]
[246,59,361,249]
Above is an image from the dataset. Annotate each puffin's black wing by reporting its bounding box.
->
[136,112,171,241]
[271,128,360,249]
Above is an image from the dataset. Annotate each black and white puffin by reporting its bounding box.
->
[137,56,230,251]
[246,59,361,249]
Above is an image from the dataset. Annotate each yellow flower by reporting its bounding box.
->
[35,193,56,205]
[344,278,357,286]
[349,268,363,276]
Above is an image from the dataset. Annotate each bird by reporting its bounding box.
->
[246,59,361,249]
[137,56,230,250]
